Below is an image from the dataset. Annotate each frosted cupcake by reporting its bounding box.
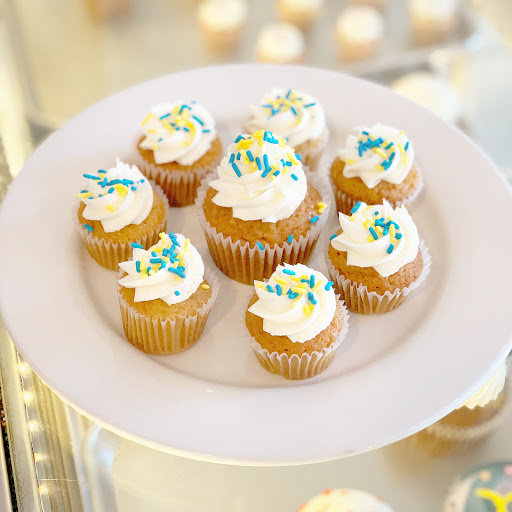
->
[245,263,349,380]
[196,130,329,284]
[196,0,247,51]
[276,0,324,31]
[413,360,508,456]
[409,0,459,45]
[255,22,306,64]
[77,158,168,270]
[334,6,384,61]
[331,124,423,215]
[298,489,394,512]
[246,88,328,171]
[117,232,219,355]
[135,101,222,207]
[326,200,431,313]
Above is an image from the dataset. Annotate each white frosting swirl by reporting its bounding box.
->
[79,159,153,233]
[256,23,305,63]
[336,6,384,44]
[300,489,394,512]
[139,101,215,166]
[118,233,205,306]
[248,263,336,343]
[197,0,247,30]
[209,130,307,222]
[330,200,419,278]
[338,124,415,189]
[463,361,508,409]
[246,88,326,148]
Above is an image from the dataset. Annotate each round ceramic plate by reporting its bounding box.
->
[1,65,511,465]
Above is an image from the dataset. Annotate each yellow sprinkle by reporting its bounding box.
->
[152,142,158,150]
[397,143,405,154]
[201,283,210,290]
[376,226,383,234]
[291,286,307,294]
[162,120,174,132]
[172,260,179,268]
[312,280,323,293]
[106,204,116,212]
[77,192,90,198]
[282,167,287,175]
[390,225,396,238]
[367,236,374,242]
[373,147,387,159]
[317,202,327,209]
[287,152,299,165]
[290,276,301,282]
[148,269,155,276]
[274,277,287,286]
[303,304,313,316]
[271,175,276,180]
[184,238,190,253]
[346,159,356,165]
[141,112,152,126]
[291,298,300,308]
[147,128,156,134]
[349,216,355,222]
[114,184,128,196]
[141,273,148,279]
[159,232,167,241]
[399,131,404,135]
[402,155,408,165]
[255,282,265,289]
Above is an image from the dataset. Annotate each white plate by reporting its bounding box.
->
[1,65,511,465]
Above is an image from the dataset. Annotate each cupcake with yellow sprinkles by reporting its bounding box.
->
[77,158,168,270]
[135,101,223,207]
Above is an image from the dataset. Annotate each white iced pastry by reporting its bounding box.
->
[335,6,384,45]
[78,159,153,233]
[277,0,324,29]
[197,0,247,32]
[299,488,394,512]
[463,361,508,409]
[255,22,305,63]
[409,0,459,23]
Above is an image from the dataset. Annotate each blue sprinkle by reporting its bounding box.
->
[301,278,310,283]
[325,281,334,291]
[288,292,299,299]
[263,153,270,171]
[263,131,269,141]
[80,189,87,193]
[98,170,106,174]
[351,201,362,214]
[168,267,185,278]
[151,251,157,257]
[131,186,136,191]
[283,269,295,275]
[291,106,297,116]
[202,129,210,133]
[395,233,403,239]
[369,227,379,240]
[273,171,280,177]
[256,242,264,250]
[385,143,393,150]
[179,104,188,114]
[329,233,337,241]
[136,261,141,273]
[235,135,244,143]
[287,235,293,243]
[192,115,204,126]
[362,131,369,135]
[237,152,241,161]
[374,211,379,216]
[295,153,301,160]
[183,126,190,132]
[229,153,235,163]
[310,216,319,224]
[160,113,170,119]
[232,162,242,177]
[308,292,317,305]
[139,179,145,183]
[131,243,143,249]
[383,226,389,236]
[286,89,292,99]
[285,161,292,167]
[276,284,282,296]
[174,290,180,296]
[255,157,262,171]
[387,244,395,254]
[162,249,168,257]
[290,174,298,181]
[150,258,162,264]
[84,224,93,232]
[261,168,271,178]
[310,274,315,289]
[247,150,254,162]
[304,103,316,108]
[404,141,409,151]
[83,174,100,180]
[266,285,274,293]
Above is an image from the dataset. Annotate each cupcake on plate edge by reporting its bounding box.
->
[298,488,394,511]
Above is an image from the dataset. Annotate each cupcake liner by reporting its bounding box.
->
[296,129,329,172]
[244,299,349,380]
[133,150,221,207]
[78,183,168,271]
[195,171,332,285]
[325,238,431,314]
[117,267,220,355]
[332,164,424,215]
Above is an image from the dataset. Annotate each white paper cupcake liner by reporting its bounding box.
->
[77,183,168,271]
[324,238,431,314]
[195,171,332,285]
[332,163,424,215]
[243,299,349,380]
[117,267,220,355]
[133,148,222,207]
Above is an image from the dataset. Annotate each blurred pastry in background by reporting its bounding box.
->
[255,22,306,64]
[409,0,460,45]
[347,0,388,10]
[392,72,461,124]
[84,0,130,18]
[298,488,395,511]
[197,0,247,52]
[412,359,509,456]
[276,0,324,31]
[334,6,384,61]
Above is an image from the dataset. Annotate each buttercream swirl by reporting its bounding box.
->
[463,361,508,409]
[338,124,415,189]
[118,233,205,306]
[300,489,394,512]
[246,88,326,148]
[330,200,419,278]
[248,263,336,343]
[79,158,153,233]
[139,101,215,166]
[209,130,307,222]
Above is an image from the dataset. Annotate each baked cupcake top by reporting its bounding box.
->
[78,158,153,233]
[299,488,394,512]
[249,263,336,343]
[330,200,419,277]
[139,101,216,166]
[462,360,508,410]
[209,130,307,222]
[337,124,414,188]
[335,6,385,44]
[118,233,205,305]
[246,88,326,148]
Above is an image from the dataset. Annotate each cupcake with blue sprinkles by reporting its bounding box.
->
[245,263,349,380]
[117,232,219,355]
[325,199,430,313]
[331,123,423,215]
[195,129,330,284]
[77,158,168,270]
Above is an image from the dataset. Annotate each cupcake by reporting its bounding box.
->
[135,101,223,207]
[325,200,431,313]
[77,158,168,270]
[331,124,423,215]
[117,232,219,355]
[276,0,324,31]
[409,0,459,45]
[413,360,509,456]
[255,22,306,64]
[347,0,388,9]
[245,263,349,380]
[444,461,512,512]
[334,6,384,61]
[245,88,328,171]
[196,130,329,284]
[298,489,394,512]
[196,0,247,52]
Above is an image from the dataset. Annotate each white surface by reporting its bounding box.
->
[0,64,511,464]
